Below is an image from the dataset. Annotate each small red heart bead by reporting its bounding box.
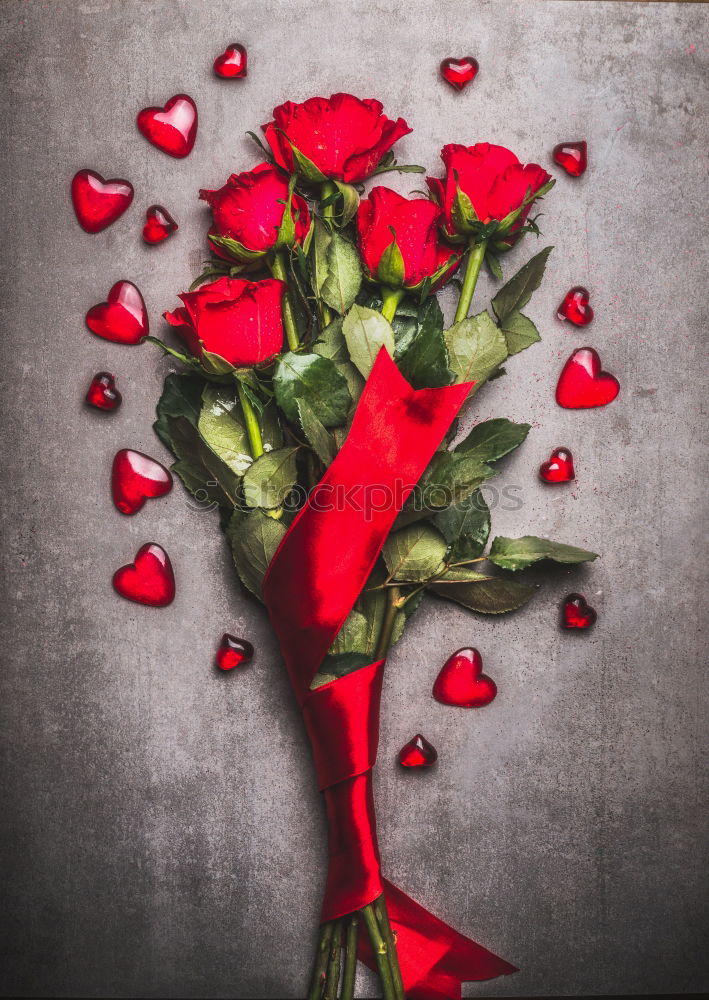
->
[86,372,122,412]
[398,734,438,768]
[440,56,479,91]
[113,543,175,607]
[432,647,497,708]
[71,169,133,233]
[214,43,248,79]
[85,280,148,345]
[143,204,178,244]
[558,286,594,326]
[562,593,597,630]
[556,347,619,409]
[216,633,254,671]
[552,140,587,177]
[539,447,575,484]
[137,93,198,158]
[111,449,173,515]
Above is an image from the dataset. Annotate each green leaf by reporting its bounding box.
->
[376,232,406,288]
[382,523,448,582]
[328,609,369,655]
[274,352,351,428]
[321,230,362,315]
[311,218,332,299]
[311,651,372,688]
[169,414,241,504]
[488,536,599,571]
[419,451,495,510]
[154,373,205,450]
[227,508,287,600]
[259,400,284,452]
[500,310,542,356]
[171,459,227,507]
[491,246,553,325]
[296,398,335,466]
[432,577,536,614]
[312,316,365,407]
[342,304,396,379]
[197,386,252,477]
[333,181,360,227]
[242,447,299,509]
[395,297,452,389]
[433,490,491,560]
[444,310,509,388]
[432,568,494,583]
[455,418,531,463]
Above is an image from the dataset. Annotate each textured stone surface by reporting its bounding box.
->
[0,1,707,996]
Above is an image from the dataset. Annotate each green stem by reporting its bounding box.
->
[374,897,404,1000]
[453,239,487,323]
[270,249,300,351]
[307,921,334,1000]
[380,287,405,324]
[236,382,264,459]
[361,903,396,1000]
[340,915,358,1000]
[374,586,401,661]
[323,919,343,1000]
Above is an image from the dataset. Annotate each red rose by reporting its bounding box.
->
[262,93,412,183]
[356,186,459,291]
[199,163,311,263]
[427,143,552,244]
[164,277,285,370]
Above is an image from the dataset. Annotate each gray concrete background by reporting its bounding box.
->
[1,1,707,996]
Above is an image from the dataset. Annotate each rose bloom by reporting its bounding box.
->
[356,186,459,291]
[427,143,552,242]
[199,163,311,262]
[164,277,285,369]
[262,93,411,183]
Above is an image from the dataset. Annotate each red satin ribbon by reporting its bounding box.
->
[263,349,516,998]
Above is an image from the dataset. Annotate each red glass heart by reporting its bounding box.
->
[85,281,148,345]
[539,447,575,484]
[440,57,479,91]
[86,371,122,411]
[112,543,175,607]
[216,633,254,670]
[214,43,248,79]
[432,647,497,708]
[136,94,197,158]
[71,169,133,233]
[562,593,597,630]
[398,734,438,768]
[556,347,619,409]
[111,449,173,515]
[552,140,587,178]
[558,286,594,326]
[143,204,178,244]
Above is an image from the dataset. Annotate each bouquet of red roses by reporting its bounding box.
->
[151,93,597,1000]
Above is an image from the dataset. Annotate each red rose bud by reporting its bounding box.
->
[262,93,412,183]
[356,186,459,291]
[426,142,553,245]
[164,276,285,371]
[199,163,311,263]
